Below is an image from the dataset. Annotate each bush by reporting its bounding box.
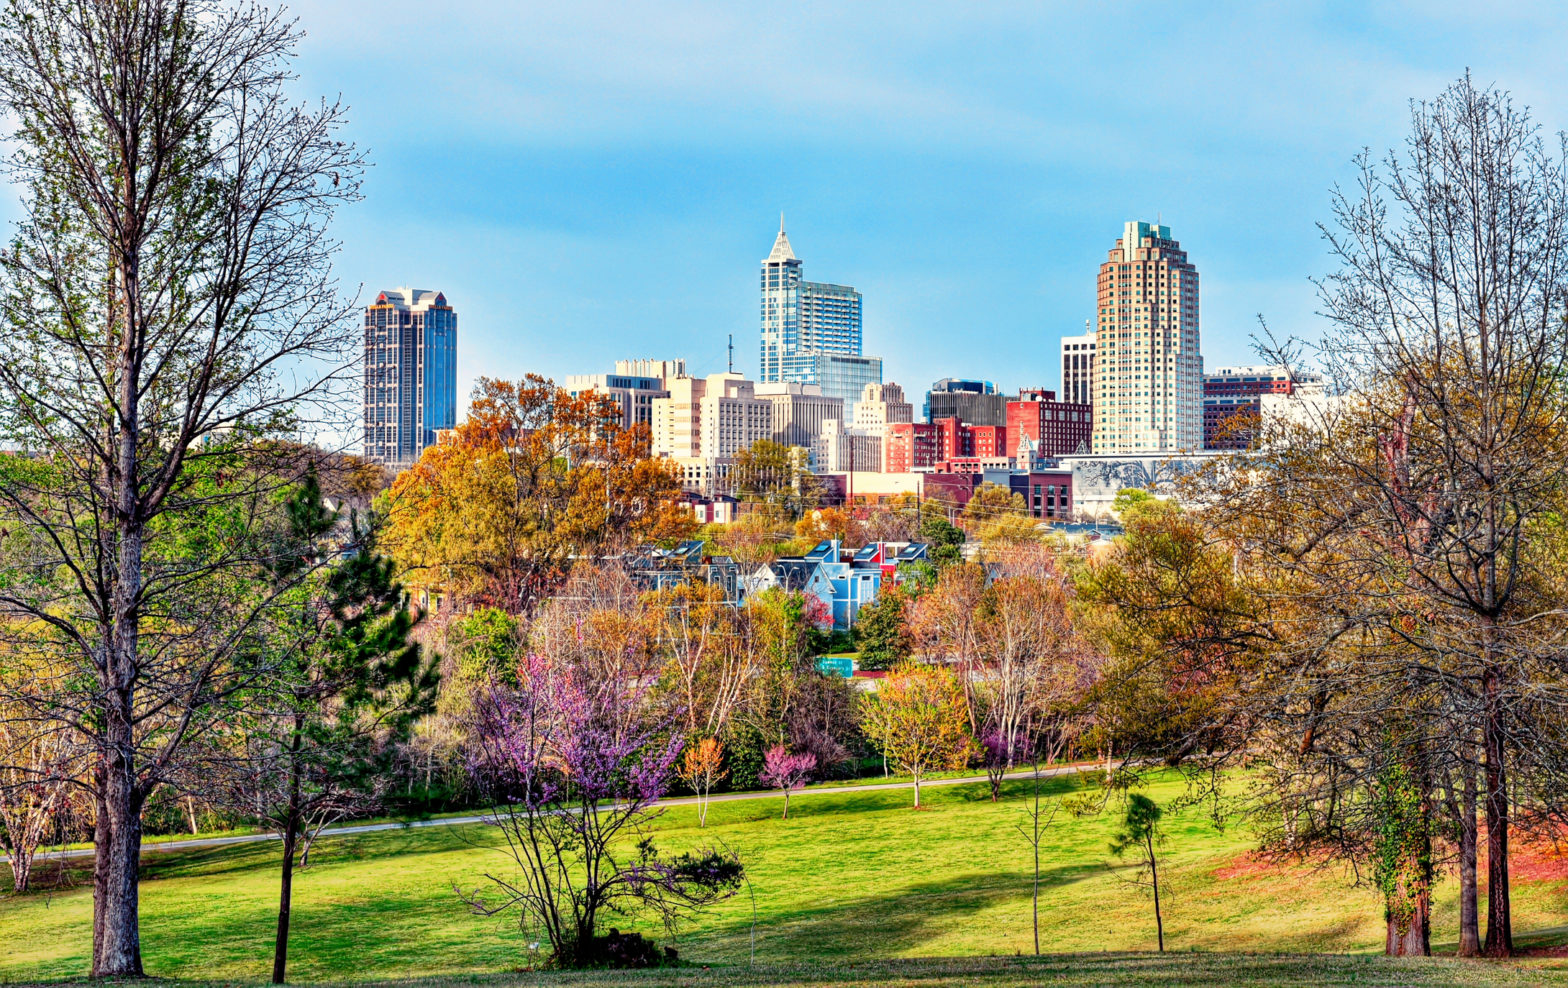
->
[721,722,768,791]
[578,930,675,969]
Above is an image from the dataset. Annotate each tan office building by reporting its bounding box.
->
[1091,221,1202,454]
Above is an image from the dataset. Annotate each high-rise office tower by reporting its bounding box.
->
[1091,221,1202,454]
[363,288,457,467]
[1060,327,1096,406]
[759,217,870,401]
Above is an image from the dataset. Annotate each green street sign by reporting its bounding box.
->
[817,656,855,678]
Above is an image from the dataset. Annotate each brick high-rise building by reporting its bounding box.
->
[883,419,1009,472]
[1092,221,1202,454]
[884,422,944,473]
[363,288,457,467]
[1007,388,1092,459]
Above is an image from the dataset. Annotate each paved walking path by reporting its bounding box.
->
[24,763,1093,863]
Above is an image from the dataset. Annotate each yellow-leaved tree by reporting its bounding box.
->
[861,664,974,808]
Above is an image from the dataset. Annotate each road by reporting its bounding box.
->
[25,763,1094,863]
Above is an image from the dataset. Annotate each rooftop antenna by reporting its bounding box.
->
[728,333,734,373]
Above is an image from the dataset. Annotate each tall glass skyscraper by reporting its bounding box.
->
[363,288,457,467]
[759,217,871,404]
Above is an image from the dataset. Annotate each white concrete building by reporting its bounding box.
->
[755,381,843,449]
[812,418,882,473]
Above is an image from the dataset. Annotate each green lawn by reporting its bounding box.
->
[4,774,1567,985]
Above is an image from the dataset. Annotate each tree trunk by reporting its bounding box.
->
[10,840,32,893]
[94,255,147,978]
[273,814,299,983]
[93,660,145,978]
[1385,880,1431,957]
[93,768,144,976]
[913,774,921,809]
[1458,756,1480,957]
[1147,833,1164,952]
[1483,672,1513,957]
[91,782,107,965]
[1031,775,1041,956]
[781,790,789,820]
[274,723,305,984]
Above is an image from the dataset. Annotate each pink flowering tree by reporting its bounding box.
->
[759,745,816,819]
[460,654,742,968]
[803,592,833,632]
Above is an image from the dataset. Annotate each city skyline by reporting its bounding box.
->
[284,2,1568,417]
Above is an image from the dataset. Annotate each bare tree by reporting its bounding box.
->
[0,681,82,892]
[0,0,362,975]
[1304,73,1568,957]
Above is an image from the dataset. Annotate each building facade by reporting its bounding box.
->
[1007,388,1093,459]
[812,418,883,473]
[883,419,1012,472]
[925,378,1008,426]
[853,382,914,433]
[564,359,686,431]
[615,358,686,381]
[805,351,883,406]
[884,422,944,473]
[363,287,457,467]
[651,373,774,494]
[1008,469,1076,519]
[1060,330,1096,406]
[756,381,844,448]
[1091,221,1203,454]
[1202,364,1325,449]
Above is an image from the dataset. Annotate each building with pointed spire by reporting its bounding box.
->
[759,216,875,406]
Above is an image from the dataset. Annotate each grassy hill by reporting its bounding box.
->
[4,773,1567,984]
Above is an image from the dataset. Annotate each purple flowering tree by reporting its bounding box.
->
[460,654,742,968]
[982,726,1028,803]
[758,746,816,820]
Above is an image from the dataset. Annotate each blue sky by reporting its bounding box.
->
[294,1,1568,412]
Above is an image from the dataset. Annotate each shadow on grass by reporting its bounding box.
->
[685,866,1101,962]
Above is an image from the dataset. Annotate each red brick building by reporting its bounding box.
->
[886,419,1012,472]
[884,422,943,473]
[1006,388,1092,458]
[1008,470,1075,519]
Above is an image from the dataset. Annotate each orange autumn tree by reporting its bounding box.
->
[678,737,727,828]
[379,375,694,612]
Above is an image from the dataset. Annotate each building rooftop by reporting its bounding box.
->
[373,287,447,311]
[766,214,797,263]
